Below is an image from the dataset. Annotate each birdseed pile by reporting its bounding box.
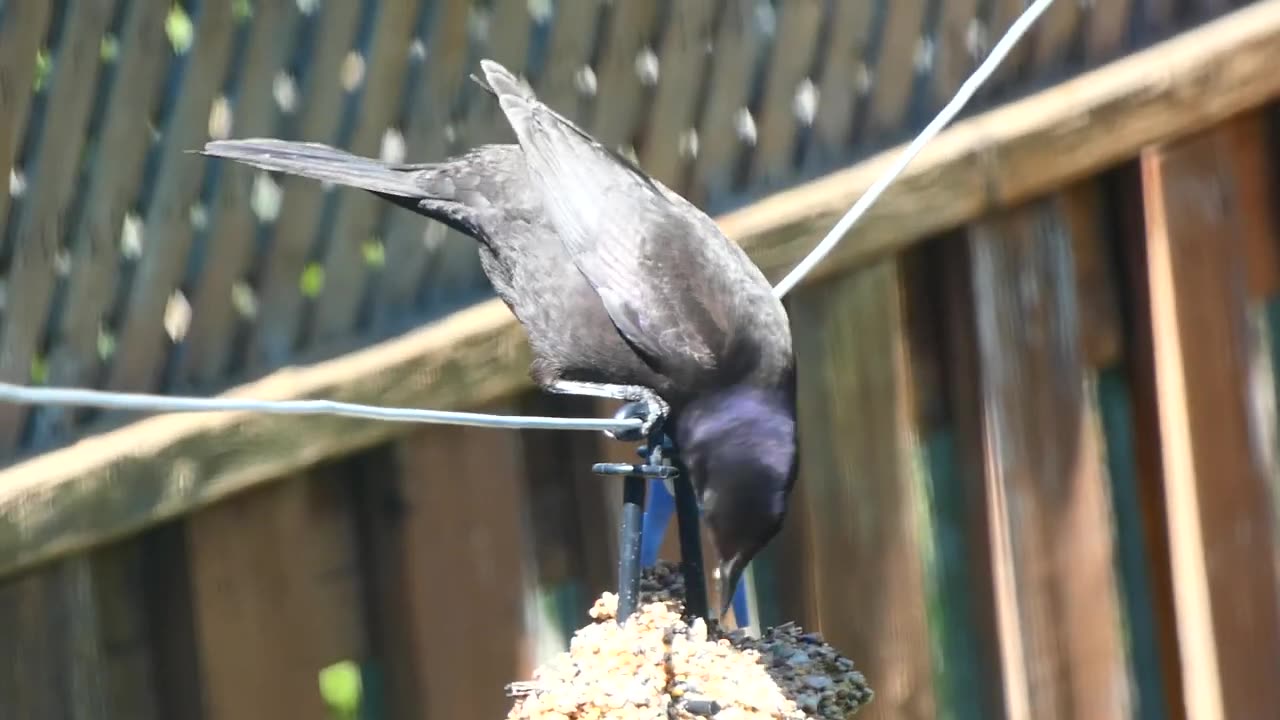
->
[506,562,873,719]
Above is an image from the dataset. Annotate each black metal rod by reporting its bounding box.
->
[672,468,708,620]
[616,472,647,622]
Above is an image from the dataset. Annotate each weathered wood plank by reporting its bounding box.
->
[105,0,237,393]
[3,2,1280,578]
[360,414,532,719]
[968,196,1133,720]
[519,394,615,612]
[862,0,927,143]
[931,0,981,106]
[1060,183,1124,367]
[804,0,875,165]
[0,568,76,718]
[187,470,367,720]
[1223,113,1280,299]
[453,0,534,149]
[747,0,823,185]
[310,0,426,345]
[1142,0,1179,39]
[636,0,718,187]
[37,0,174,438]
[1029,0,1083,72]
[0,0,53,250]
[1084,0,1134,62]
[530,0,603,123]
[516,393,621,663]
[901,237,1008,720]
[0,544,170,720]
[587,0,660,149]
[688,0,767,203]
[248,0,363,369]
[787,260,938,720]
[89,542,164,720]
[140,523,207,720]
[1112,160,1188,720]
[0,0,118,450]
[1138,118,1280,720]
[372,0,474,324]
[178,0,301,387]
[983,0,1034,93]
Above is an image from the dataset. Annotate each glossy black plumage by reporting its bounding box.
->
[200,59,798,617]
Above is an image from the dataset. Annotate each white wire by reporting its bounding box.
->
[771,0,1057,299]
[0,2,1051,432]
[0,382,641,433]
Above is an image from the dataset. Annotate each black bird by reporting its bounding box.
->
[200,59,798,617]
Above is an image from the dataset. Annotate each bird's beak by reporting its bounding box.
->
[716,554,747,624]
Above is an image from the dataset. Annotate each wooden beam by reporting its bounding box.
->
[3,1,1280,579]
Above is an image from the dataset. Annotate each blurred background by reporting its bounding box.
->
[0,0,1277,718]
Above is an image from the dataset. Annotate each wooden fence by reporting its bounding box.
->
[2,0,1280,719]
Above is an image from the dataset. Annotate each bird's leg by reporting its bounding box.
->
[546,380,669,440]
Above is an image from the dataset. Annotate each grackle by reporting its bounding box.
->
[200,59,798,618]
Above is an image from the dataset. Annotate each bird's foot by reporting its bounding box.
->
[609,390,668,442]
[545,380,669,441]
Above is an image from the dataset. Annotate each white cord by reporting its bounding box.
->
[0,382,641,433]
[771,0,1057,299]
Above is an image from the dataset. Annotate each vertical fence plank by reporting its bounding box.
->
[890,237,1010,720]
[310,0,427,346]
[0,0,53,248]
[0,541,178,720]
[862,0,927,144]
[38,0,172,439]
[105,0,237,393]
[786,260,938,720]
[515,393,621,664]
[586,0,660,150]
[89,542,165,720]
[804,0,875,167]
[1112,161,1189,720]
[636,0,718,188]
[248,0,363,369]
[1028,0,1083,72]
[687,0,767,204]
[373,0,473,323]
[983,0,1034,95]
[187,470,367,720]
[454,0,534,150]
[1140,0,1179,40]
[967,192,1134,720]
[530,0,603,123]
[747,0,823,186]
[360,414,533,719]
[0,0,118,451]
[1084,0,1134,62]
[1137,117,1280,720]
[931,0,980,107]
[0,569,75,718]
[178,0,301,387]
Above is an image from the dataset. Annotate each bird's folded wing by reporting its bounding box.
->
[482,60,752,386]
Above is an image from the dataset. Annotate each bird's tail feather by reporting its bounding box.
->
[200,139,427,199]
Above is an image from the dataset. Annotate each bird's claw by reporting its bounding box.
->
[609,394,668,442]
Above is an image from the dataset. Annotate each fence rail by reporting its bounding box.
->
[2,2,1279,720]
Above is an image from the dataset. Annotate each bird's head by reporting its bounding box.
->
[673,382,798,622]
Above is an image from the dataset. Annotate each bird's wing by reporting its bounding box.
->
[480,59,767,385]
